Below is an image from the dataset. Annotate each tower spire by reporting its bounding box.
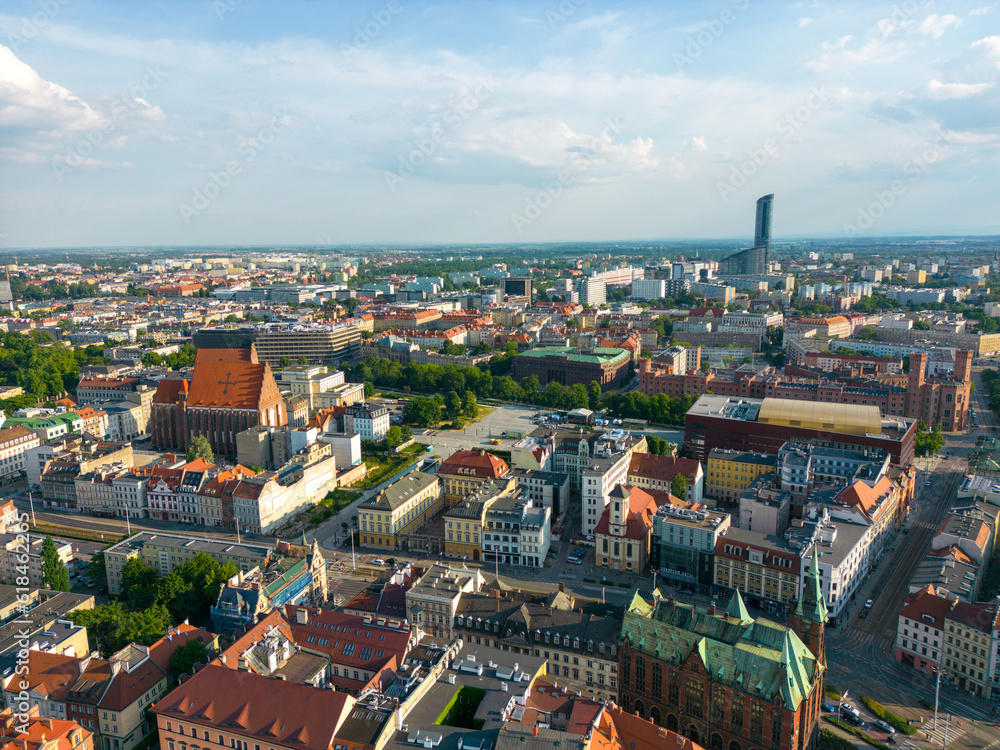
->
[795,546,829,625]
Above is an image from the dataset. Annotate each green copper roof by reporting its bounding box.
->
[795,547,829,624]
[515,346,630,365]
[622,595,823,711]
[726,590,752,623]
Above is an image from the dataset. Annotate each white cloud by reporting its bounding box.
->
[926,79,996,98]
[807,33,909,72]
[971,35,1000,67]
[688,135,708,153]
[917,14,961,40]
[799,18,813,28]
[969,7,992,16]
[0,44,104,130]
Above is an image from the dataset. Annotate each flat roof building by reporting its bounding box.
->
[685,395,916,466]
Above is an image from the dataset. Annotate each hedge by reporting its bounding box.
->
[825,684,841,700]
[861,696,917,736]
[823,717,890,750]
[819,729,856,750]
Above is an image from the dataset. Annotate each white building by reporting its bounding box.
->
[576,277,607,307]
[344,402,390,442]
[0,425,40,480]
[631,278,666,301]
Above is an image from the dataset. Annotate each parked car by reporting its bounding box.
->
[822,703,837,713]
[874,720,895,735]
[843,713,865,727]
[865,599,874,609]
[371,558,386,566]
[840,703,859,717]
[547,549,558,559]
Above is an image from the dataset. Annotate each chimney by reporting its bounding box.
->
[707,603,716,616]
[533,725,538,737]
[558,582,565,593]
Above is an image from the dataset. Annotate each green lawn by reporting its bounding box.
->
[434,686,486,729]
[357,445,424,489]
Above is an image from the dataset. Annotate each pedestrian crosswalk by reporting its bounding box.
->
[922,720,964,747]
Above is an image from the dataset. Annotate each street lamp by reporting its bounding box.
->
[27,491,36,527]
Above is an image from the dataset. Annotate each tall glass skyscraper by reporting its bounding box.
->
[754,193,774,250]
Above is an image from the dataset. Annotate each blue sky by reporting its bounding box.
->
[1,0,998,248]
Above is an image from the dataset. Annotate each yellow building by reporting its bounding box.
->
[437,449,510,506]
[705,448,777,502]
[443,476,520,561]
[358,471,442,549]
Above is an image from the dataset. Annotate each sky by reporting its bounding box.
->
[1,0,998,249]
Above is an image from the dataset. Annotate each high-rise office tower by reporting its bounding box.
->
[754,193,773,250]
[719,194,774,276]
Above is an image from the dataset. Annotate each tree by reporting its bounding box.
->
[279,356,291,367]
[445,390,463,418]
[671,474,688,500]
[87,550,107,590]
[170,638,210,678]
[41,536,70,591]
[587,381,601,409]
[186,435,214,464]
[121,557,160,609]
[462,391,478,418]
[385,425,403,447]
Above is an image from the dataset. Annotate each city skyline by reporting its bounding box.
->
[1,0,998,248]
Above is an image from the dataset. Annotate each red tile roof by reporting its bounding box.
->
[153,378,190,405]
[187,361,270,410]
[283,606,409,676]
[438,449,510,480]
[152,664,353,750]
[628,453,701,482]
[594,705,705,750]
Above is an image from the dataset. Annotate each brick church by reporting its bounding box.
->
[151,346,287,456]
[618,548,827,750]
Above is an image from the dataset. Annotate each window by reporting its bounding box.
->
[651,662,662,700]
[342,643,356,657]
[732,694,744,730]
[684,677,704,718]
[750,701,764,739]
[634,657,646,693]
[712,685,726,723]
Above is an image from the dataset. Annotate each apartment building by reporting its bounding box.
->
[253,322,362,365]
[273,365,363,410]
[343,402,390,442]
[357,471,442,550]
[944,599,999,699]
[404,564,485,640]
[627,453,704,505]
[443,476,520,562]
[438,449,510,505]
[454,589,621,698]
[714,527,802,615]
[103,532,271,596]
[0,533,73,587]
[0,425,40,480]
[481,487,551,568]
[75,378,140,402]
[705,449,777,503]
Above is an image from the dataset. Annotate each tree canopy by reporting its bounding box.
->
[41,536,70,591]
[186,435,214,464]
